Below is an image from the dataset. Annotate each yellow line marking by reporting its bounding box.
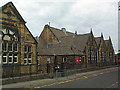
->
[65,80,72,82]
[83,76,88,79]
[93,74,97,76]
[41,85,48,87]
[100,72,103,74]
[53,83,57,84]
[57,81,65,84]
[34,87,40,88]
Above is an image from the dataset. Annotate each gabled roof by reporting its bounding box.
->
[47,33,91,51]
[1,2,26,23]
[38,46,84,56]
[95,37,101,47]
[105,40,109,46]
[49,26,74,40]
[24,25,38,44]
[38,26,91,55]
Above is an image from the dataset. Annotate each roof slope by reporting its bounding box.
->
[95,37,101,46]
[49,26,74,39]
[38,26,91,55]
[1,2,26,23]
[105,40,109,46]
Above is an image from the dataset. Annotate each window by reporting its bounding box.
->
[24,45,32,65]
[13,53,18,63]
[37,59,40,65]
[47,57,51,63]
[8,43,12,52]
[79,57,82,62]
[88,55,90,63]
[0,53,1,64]
[3,53,7,64]
[28,53,32,64]
[8,53,13,63]
[2,43,7,52]
[24,53,27,65]
[28,46,31,52]
[62,57,67,63]
[24,46,27,53]
[0,33,2,40]
[13,43,18,52]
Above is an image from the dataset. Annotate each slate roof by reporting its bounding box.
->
[38,46,84,56]
[38,25,91,56]
[49,26,74,39]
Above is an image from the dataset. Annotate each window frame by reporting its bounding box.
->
[14,53,18,63]
[62,57,67,63]
[28,53,32,64]
[8,53,13,63]
[8,43,13,52]
[24,53,27,65]
[2,42,7,52]
[47,57,51,63]
[2,53,7,64]
[13,43,18,52]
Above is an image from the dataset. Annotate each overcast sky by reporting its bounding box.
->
[0,0,119,53]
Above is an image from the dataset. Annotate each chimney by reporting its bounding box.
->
[75,31,77,35]
[61,28,66,34]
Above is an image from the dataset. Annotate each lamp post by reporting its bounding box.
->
[55,65,59,79]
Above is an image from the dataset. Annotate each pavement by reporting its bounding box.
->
[2,66,119,89]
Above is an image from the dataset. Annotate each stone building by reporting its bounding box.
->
[37,25,98,74]
[104,37,115,65]
[0,2,38,77]
[95,33,107,66]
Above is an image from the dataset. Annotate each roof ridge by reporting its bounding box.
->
[77,33,91,36]
[49,26,74,34]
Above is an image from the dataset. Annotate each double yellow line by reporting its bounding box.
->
[34,71,107,88]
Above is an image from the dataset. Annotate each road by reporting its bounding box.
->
[42,70,118,88]
[2,67,119,89]
[34,67,119,88]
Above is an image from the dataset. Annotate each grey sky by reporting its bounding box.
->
[0,0,119,53]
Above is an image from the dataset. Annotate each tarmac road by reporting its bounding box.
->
[2,66,119,89]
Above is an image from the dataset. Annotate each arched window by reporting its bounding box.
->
[0,31,3,40]
[3,35,11,41]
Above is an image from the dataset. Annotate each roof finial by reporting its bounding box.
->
[75,31,77,35]
[90,28,93,34]
[49,22,50,26]
[109,36,111,41]
[101,32,103,38]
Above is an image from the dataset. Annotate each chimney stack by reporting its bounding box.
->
[61,28,66,34]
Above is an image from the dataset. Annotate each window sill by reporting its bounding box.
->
[3,63,7,64]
